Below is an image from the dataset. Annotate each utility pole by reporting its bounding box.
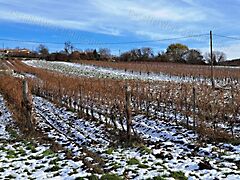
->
[210,31,215,89]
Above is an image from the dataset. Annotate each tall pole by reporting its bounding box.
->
[210,31,215,89]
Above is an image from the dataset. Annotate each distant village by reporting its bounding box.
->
[0,48,32,58]
[0,46,112,62]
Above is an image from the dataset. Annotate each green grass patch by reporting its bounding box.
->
[18,147,26,156]
[6,150,17,159]
[100,174,122,180]
[87,174,98,180]
[7,129,18,139]
[127,158,140,165]
[113,163,121,169]
[151,176,166,180]
[34,155,44,160]
[106,148,114,155]
[170,171,188,180]
[138,163,149,169]
[74,177,84,180]
[26,144,37,153]
[49,157,60,165]
[140,146,152,154]
[42,149,54,156]
[155,162,162,166]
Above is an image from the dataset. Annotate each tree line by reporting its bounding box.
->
[9,41,227,65]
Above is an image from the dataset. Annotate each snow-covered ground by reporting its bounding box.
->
[0,95,91,179]
[33,96,240,179]
[24,60,210,83]
[0,96,13,140]
[1,60,239,179]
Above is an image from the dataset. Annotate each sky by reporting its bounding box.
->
[0,0,240,59]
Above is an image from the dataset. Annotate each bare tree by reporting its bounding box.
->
[37,44,49,58]
[64,41,75,55]
[141,47,154,60]
[205,51,226,65]
[99,48,111,60]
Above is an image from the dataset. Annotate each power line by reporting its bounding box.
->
[0,33,209,46]
[0,38,64,45]
[214,34,240,41]
[75,34,209,45]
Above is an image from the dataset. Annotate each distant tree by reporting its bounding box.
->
[119,48,153,62]
[141,47,154,60]
[130,49,141,61]
[166,43,189,63]
[47,53,57,61]
[37,44,49,58]
[69,51,81,60]
[64,41,74,55]
[204,51,227,65]
[182,49,205,64]
[93,49,100,60]
[155,51,168,62]
[55,52,68,61]
[99,48,111,60]
[119,51,132,62]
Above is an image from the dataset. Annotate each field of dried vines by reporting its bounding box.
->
[0,59,239,179]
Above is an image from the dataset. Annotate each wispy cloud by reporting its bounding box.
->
[0,0,240,58]
[0,0,220,36]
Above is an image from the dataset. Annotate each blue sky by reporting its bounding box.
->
[0,0,240,59]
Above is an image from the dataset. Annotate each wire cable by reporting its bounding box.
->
[214,34,240,41]
[0,33,209,46]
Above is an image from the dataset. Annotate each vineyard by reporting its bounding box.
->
[77,60,240,80]
[0,59,239,179]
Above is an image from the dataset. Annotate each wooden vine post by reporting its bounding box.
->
[125,84,132,140]
[22,79,33,131]
[192,87,196,129]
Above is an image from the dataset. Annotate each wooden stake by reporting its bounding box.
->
[193,87,196,129]
[210,31,215,89]
[22,79,33,131]
[125,84,132,140]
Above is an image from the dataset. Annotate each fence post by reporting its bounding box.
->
[125,84,132,140]
[22,79,33,131]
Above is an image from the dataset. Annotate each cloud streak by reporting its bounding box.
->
[0,0,240,58]
[0,0,220,36]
